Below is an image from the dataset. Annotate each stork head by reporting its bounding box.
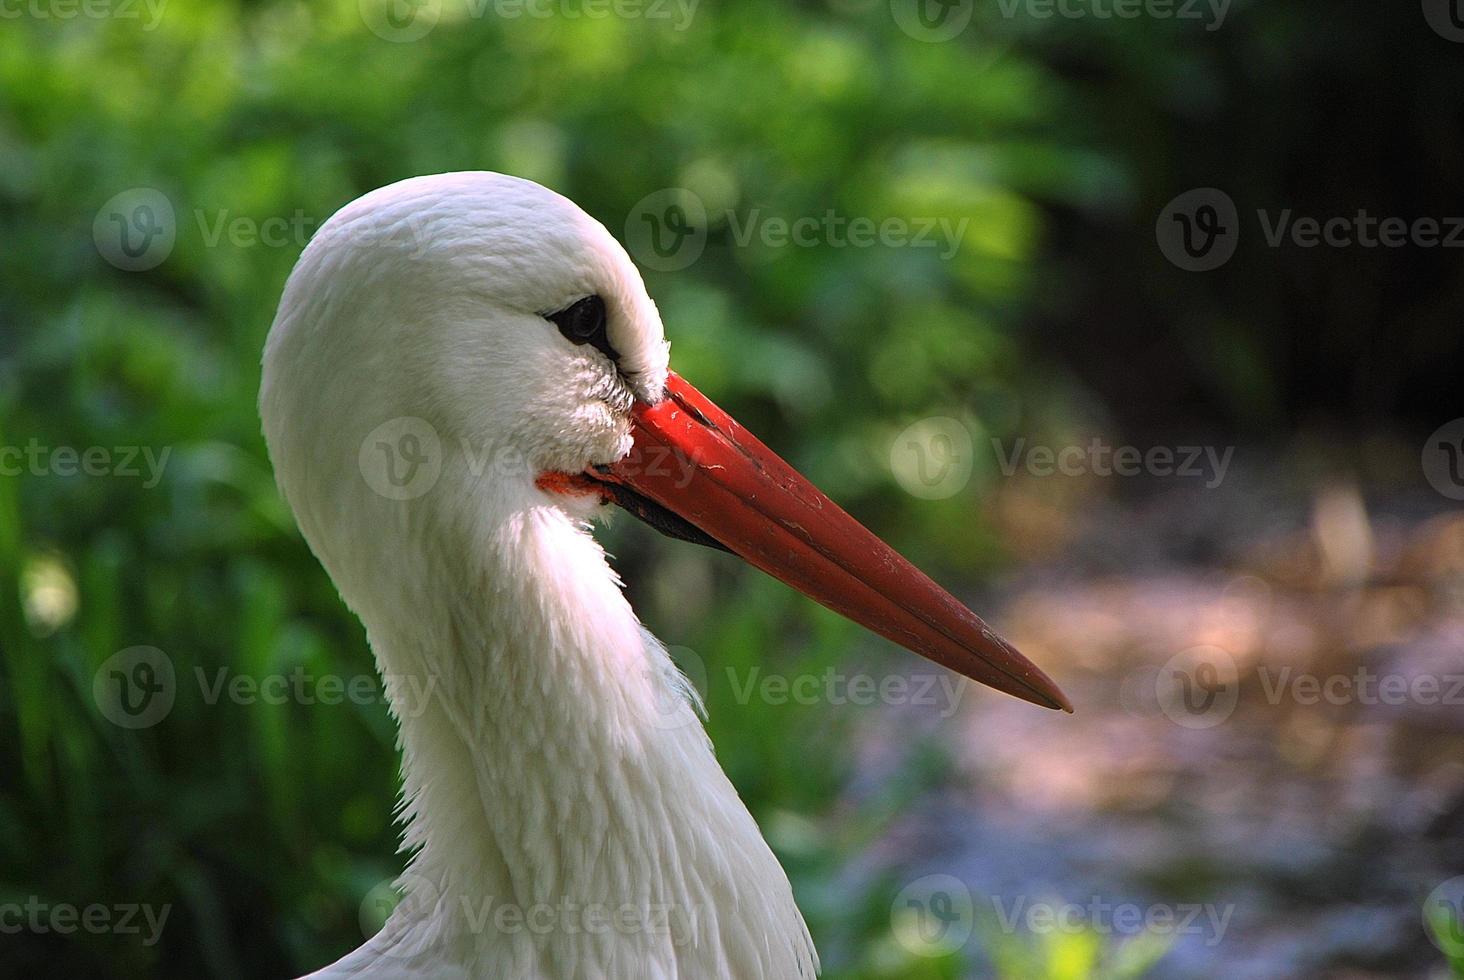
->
[261,172,1070,713]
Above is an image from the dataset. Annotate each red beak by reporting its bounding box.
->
[579,373,1071,713]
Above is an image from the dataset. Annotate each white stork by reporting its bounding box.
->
[260,172,1069,980]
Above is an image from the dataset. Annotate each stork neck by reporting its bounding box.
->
[316,487,814,977]
[359,498,712,969]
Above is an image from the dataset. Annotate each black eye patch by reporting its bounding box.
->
[544,295,618,365]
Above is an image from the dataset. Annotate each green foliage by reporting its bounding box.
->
[981,915,1173,980]
[0,1,1141,976]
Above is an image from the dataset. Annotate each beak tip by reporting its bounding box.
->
[975,625,1072,713]
[1025,674,1075,713]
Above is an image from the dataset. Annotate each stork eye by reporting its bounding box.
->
[545,295,617,364]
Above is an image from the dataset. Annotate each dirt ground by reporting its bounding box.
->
[865,451,1464,978]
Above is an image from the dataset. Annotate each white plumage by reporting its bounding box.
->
[261,173,818,979]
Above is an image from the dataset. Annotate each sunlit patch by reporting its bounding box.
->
[21,553,78,638]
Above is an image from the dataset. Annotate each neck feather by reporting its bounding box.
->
[317,494,817,979]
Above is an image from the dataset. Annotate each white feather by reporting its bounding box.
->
[260,173,819,979]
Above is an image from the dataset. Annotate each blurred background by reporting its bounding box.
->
[2,0,1463,976]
